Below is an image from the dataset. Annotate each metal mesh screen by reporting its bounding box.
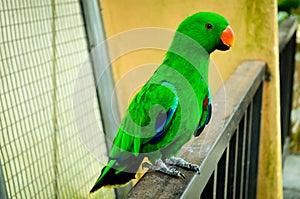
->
[0,0,113,198]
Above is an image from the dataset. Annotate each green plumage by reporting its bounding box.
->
[90,12,233,193]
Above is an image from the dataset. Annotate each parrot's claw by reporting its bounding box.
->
[165,156,200,174]
[142,162,152,170]
[178,171,186,179]
[142,159,185,179]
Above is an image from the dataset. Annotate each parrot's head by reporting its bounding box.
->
[176,12,235,54]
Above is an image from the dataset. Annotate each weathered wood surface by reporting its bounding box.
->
[279,16,298,52]
[127,61,266,199]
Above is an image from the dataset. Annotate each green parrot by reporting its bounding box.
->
[90,12,234,193]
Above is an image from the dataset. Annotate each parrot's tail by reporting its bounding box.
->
[90,155,144,193]
[90,165,135,193]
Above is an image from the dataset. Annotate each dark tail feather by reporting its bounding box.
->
[90,166,136,193]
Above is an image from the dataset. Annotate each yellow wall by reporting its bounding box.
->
[100,0,241,113]
[100,0,282,198]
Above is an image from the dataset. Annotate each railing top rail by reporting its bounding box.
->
[128,61,266,199]
[279,16,298,53]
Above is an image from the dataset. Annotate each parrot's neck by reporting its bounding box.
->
[163,51,210,83]
[164,36,211,82]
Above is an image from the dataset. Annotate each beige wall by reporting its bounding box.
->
[100,0,282,198]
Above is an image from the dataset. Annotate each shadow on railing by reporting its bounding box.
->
[128,61,266,199]
[278,17,297,158]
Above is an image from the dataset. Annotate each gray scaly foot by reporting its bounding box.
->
[142,159,185,178]
[165,156,200,174]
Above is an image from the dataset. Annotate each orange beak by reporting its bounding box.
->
[220,25,235,47]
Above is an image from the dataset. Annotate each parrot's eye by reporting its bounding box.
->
[205,23,213,30]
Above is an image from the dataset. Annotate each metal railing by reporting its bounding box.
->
[278,17,298,157]
[128,61,265,199]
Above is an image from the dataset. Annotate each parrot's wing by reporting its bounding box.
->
[194,95,212,137]
[90,81,179,191]
[148,97,178,144]
[110,81,178,158]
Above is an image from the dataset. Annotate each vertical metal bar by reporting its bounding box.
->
[279,31,296,152]
[79,1,123,198]
[216,151,226,199]
[79,0,121,148]
[243,102,253,199]
[235,116,244,199]
[50,0,58,198]
[224,144,229,199]
[0,160,8,199]
[214,168,218,199]
[201,172,215,199]
[227,129,238,199]
[233,128,239,199]
[240,111,247,199]
[247,83,263,198]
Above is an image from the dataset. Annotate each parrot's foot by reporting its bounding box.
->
[165,156,200,174]
[142,159,185,178]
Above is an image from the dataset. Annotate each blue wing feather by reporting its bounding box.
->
[149,81,178,144]
[150,107,177,144]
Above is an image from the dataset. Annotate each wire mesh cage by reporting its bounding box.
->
[0,0,114,198]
